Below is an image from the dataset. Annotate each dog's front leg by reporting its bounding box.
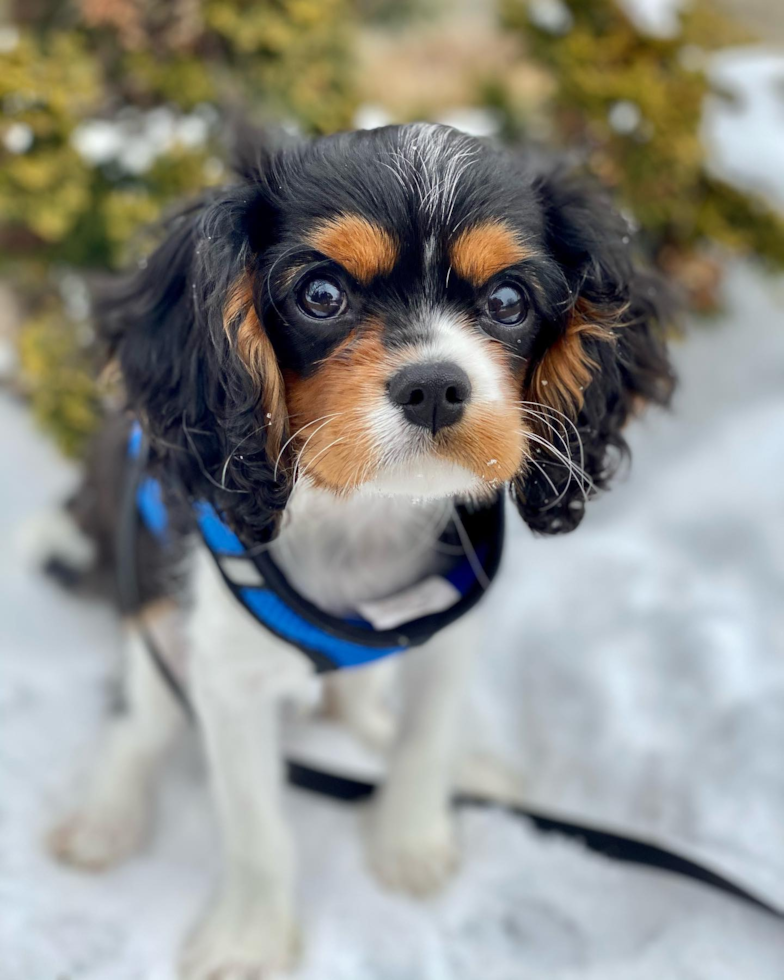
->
[366,610,477,895]
[181,552,311,980]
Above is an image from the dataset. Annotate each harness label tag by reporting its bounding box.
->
[357,576,461,631]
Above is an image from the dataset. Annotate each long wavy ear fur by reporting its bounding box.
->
[512,168,677,534]
[96,186,290,542]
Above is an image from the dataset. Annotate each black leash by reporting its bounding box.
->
[118,429,784,922]
[287,761,782,918]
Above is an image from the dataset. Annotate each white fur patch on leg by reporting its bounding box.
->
[366,803,459,896]
[180,891,300,980]
[47,796,148,872]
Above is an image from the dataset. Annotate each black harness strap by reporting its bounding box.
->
[117,430,194,719]
[118,430,784,922]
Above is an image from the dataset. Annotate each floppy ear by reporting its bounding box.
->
[512,167,676,534]
[97,186,290,542]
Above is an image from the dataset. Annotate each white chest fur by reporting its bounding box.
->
[269,485,451,617]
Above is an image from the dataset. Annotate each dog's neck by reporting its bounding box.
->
[269,484,450,617]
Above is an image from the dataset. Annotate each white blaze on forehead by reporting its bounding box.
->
[414,311,506,404]
[423,234,437,269]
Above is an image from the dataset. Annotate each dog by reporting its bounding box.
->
[43,123,675,978]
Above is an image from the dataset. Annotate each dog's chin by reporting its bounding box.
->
[358,457,495,503]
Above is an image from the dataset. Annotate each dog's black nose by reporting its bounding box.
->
[388,362,471,434]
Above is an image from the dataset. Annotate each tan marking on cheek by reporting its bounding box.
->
[435,404,527,484]
[429,326,528,484]
[531,302,616,416]
[284,327,389,491]
[308,215,398,284]
[449,220,534,287]
[223,274,287,458]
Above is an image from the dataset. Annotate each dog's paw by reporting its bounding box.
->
[46,803,146,871]
[366,809,459,896]
[180,897,299,980]
[344,703,397,754]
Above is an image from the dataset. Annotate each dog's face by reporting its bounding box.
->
[260,128,546,500]
[102,124,674,541]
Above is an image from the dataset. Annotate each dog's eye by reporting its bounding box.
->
[487,282,527,326]
[297,276,346,319]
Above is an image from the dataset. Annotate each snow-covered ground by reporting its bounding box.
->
[2,258,784,979]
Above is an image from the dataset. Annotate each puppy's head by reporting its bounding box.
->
[100,124,674,541]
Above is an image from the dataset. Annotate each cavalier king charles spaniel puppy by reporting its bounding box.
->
[44,123,674,978]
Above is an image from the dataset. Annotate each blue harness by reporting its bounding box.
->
[129,424,503,672]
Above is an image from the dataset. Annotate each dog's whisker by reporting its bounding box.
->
[516,402,590,504]
[295,436,345,489]
[516,400,588,478]
[263,244,304,323]
[182,416,249,494]
[522,424,591,483]
[529,458,561,501]
[523,431,594,502]
[291,415,343,488]
[519,407,576,482]
[526,434,593,492]
[220,421,274,489]
[518,407,577,501]
[273,413,341,481]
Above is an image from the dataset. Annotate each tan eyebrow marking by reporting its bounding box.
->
[308,214,398,284]
[449,220,534,286]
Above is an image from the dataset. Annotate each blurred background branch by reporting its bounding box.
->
[1,0,783,455]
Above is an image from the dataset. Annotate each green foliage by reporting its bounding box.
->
[501,0,784,266]
[17,302,103,457]
[204,0,355,132]
[1,0,358,455]
[1,32,100,248]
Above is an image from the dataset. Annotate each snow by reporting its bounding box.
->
[607,100,643,135]
[527,0,574,36]
[3,122,34,155]
[70,107,215,176]
[583,6,784,215]
[702,47,784,215]
[2,261,784,978]
[613,8,784,216]
[617,0,687,38]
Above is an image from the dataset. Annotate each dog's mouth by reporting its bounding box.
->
[358,455,501,501]
[288,406,529,501]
